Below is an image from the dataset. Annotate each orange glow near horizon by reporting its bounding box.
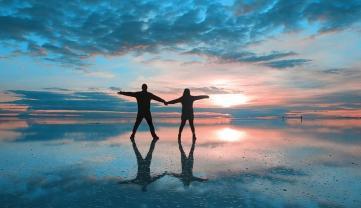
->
[210,94,249,107]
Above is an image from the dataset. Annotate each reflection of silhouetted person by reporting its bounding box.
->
[118,138,166,192]
[117,84,166,140]
[168,137,207,187]
[166,89,209,139]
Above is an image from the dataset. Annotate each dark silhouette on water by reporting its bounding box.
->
[166,89,209,139]
[118,137,166,192]
[167,137,208,187]
[117,84,166,139]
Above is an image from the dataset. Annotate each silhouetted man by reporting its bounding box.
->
[118,137,166,192]
[118,84,166,140]
[167,137,208,187]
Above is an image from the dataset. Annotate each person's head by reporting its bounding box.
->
[142,83,148,91]
[183,88,190,96]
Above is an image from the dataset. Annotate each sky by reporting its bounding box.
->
[0,0,361,116]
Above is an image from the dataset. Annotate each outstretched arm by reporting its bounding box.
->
[150,93,166,103]
[166,172,182,178]
[118,178,136,184]
[167,97,182,105]
[117,91,137,97]
[150,172,167,183]
[192,95,209,101]
[192,176,208,182]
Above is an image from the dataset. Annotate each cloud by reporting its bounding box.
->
[190,86,241,94]
[42,87,71,91]
[234,0,274,16]
[304,0,361,33]
[187,48,298,63]
[83,70,115,79]
[310,90,361,105]
[0,0,359,67]
[282,89,361,114]
[321,68,345,74]
[8,90,136,111]
[186,48,311,69]
[158,86,242,95]
[264,59,311,69]
[108,87,121,91]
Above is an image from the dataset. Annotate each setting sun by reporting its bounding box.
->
[211,94,249,107]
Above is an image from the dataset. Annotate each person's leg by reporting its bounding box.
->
[189,119,196,139]
[145,113,158,139]
[131,114,143,139]
[178,119,187,140]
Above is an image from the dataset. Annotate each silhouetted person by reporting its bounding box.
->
[167,137,207,187]
[118,137,166,192]
[117,84,166,140]
[166,89,209,139]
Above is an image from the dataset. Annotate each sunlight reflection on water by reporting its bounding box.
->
[0,118,360,207]
[216,127,247,142]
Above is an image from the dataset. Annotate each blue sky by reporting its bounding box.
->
[0,0,361,114]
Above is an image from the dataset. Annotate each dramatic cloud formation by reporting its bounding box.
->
[0,0,360,68]
[0,0,360,114]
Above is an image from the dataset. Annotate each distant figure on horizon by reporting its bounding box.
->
[166,89,209,139]
[167,136,208,187]
[117,84,166,140]
[118,137,166,192]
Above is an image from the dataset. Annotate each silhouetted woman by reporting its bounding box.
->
[166,89,209,139]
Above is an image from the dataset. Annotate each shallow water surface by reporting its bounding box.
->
[0,118,360,207]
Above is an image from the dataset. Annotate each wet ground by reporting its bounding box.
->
[0,117,360,207]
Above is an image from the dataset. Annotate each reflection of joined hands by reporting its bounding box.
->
[163,101,168,106]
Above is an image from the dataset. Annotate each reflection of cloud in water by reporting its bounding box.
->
[0,119,28,141]
[1,164,358,208]
[0,118,361,207]
[12,122,130,142]
[285,118,361,129]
